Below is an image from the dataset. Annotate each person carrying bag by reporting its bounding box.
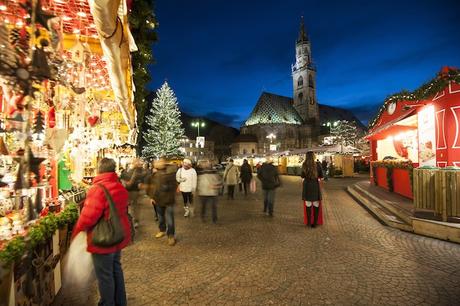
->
[91,184,125,247]
[72,158,131,306]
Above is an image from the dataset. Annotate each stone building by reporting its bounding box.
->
[231,134,258,156]
[239,19,363,154]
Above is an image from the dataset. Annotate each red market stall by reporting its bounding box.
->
[366,67,460,199]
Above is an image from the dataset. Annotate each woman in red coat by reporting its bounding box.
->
[301,151,323,228]
[72,158,131,306]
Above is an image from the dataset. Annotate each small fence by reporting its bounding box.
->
[414,168,460,221]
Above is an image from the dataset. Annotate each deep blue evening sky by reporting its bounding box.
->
[148,0,460,128]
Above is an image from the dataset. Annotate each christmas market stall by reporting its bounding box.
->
[366,67,460,207]
[0,0,138,304]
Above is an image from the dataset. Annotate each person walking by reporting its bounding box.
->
[301,151,324,228]
[151,157,178,246]
[321,159,328,181]
[197,160,222,223]
[257,157,281,216]
[72,158,131,306]
[239,159,253,196]
[176,159,197,217]
[223,159,239,200]
[142,165,159,222]
[120,159,146,227]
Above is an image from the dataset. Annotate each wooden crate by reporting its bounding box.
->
[435,170,460,221]
[413,168,436,212]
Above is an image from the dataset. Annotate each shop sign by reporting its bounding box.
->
[418,105,436,166]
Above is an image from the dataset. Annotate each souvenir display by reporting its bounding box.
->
[0,0,138,304]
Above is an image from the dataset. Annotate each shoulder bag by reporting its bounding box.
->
[92,184,126,247]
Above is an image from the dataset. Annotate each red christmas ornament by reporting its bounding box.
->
[48,106,56,128]
[88,115,99,127]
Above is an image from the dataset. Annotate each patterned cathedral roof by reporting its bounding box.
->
[243,92,364,129]
[244,92,303,126]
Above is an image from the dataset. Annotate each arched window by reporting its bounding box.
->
[309,75,314,88]
[298,92,303,102]
[297,76,303,87]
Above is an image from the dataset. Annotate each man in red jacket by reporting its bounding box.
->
[72,158,131,306]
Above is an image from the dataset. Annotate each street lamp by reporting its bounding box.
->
[191,120,206,137]
[266,133,276,152]
[266,133,276,143]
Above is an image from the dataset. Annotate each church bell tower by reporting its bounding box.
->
[292,18,319,125]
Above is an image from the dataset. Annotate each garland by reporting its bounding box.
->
[129,0,158,131]
[371,160,414,193]
[369,68,460,129]
[0,203,79,267]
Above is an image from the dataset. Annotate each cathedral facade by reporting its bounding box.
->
[240,19,320,154]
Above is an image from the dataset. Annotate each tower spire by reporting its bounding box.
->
[297,16,308,43]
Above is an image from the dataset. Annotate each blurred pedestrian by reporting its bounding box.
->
[321,159,328,181]
[176,158,197,217]
[152,157,178,246]
[301,152,324,228]
[240,159,253,196]
[223,159,239,200]
[197,160,222,223]
[142,163,159,222]
[120,158,146,227]
[72,158,131,306]
[257,157,281,216]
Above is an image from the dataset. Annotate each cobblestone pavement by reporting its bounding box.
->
[53,176,460,305]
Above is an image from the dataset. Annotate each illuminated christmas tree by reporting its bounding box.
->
[142,82,185,159]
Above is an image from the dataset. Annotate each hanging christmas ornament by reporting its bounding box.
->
[14,158,27,190]
[33,111,45,142]
[68,39,85,64]
[48,17,63,54]
[87,115,100,127]
[31,39,51,80]
[27,148,46,183]
[20,0,56,31]
[5,112,25,132]
[0,24,18,69]
[47,106,56,128]
[0,137,9,155]
[9,27,30,60]
[71,84,86,95]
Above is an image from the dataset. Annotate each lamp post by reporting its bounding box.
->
[191,120,206,160]
[191,120,206,137]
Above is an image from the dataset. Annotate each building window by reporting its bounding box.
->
[309,75,314,88]
[243,149,247,155]
[298,92,303,102]
[297,76,303,87]
[252,149,255,154]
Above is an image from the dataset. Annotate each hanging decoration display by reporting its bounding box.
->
[0,2,140,300]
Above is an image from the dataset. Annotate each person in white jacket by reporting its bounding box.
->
[176,158,197,217]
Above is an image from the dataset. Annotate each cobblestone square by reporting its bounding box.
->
[53,176,460,305]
